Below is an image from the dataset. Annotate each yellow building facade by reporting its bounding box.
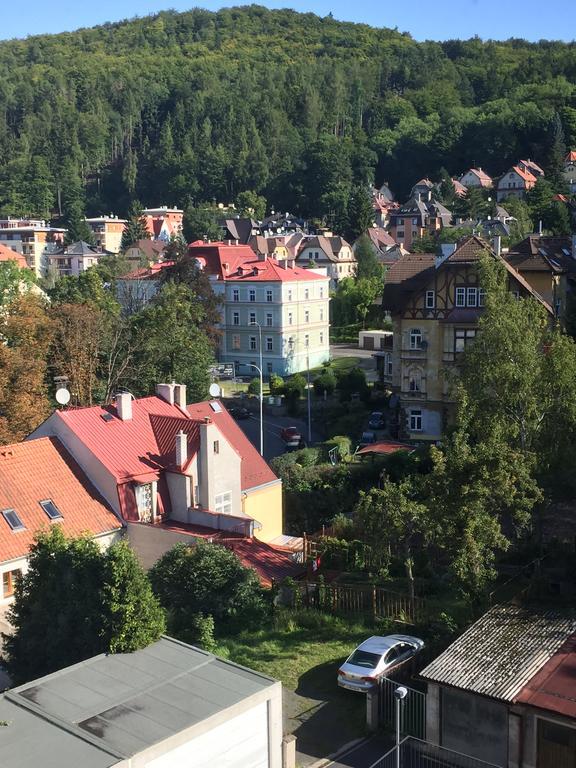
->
[243,481,284,543]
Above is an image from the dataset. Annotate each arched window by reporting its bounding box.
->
[409,328,422,350]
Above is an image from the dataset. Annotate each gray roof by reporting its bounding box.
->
[50,241,112,257]
[421,603,576,702]
[1,636,278,767]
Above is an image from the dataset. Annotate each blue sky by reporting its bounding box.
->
[2,0,576,42]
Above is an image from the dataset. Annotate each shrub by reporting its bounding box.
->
[324,435,351,461]
[270,451,300,477]
[313,368,337,396]
[248,377,261,395]
[269,373,284,395]
[337,366,369,403]
[295,447,320,467]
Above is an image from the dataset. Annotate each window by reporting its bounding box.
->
[466,287,478,307]
[305,334,310,348]
[2,509,24,531]
[135,483,154,523]
[320,308,324,321]
[304,288,309,300]
[555,298,562,316]
[320,287,324,298]
[287,289,293,301]
[305,310,310,323]
[215,491,232,515]
[399,218,404,226]
[267,362,273,374]
[409,409,422,432]
[478,288,486,307]
[385,352,393,377]
[266,337,273,351]
[409,328,422,350]
[511,289,520,300]
[397,230,405,238]
[232,334,241,350]
[232,288,239,302]
[455,287,466,307]
[425,291,435,309]
[249,289,256,302]
[288,311,293,325]
[249,336,257,350]
[266,312,273,327]
[454,328,477,353]
[409,371,421,392]
[249,311,256,325]
[412,218,418,226]
[2,568,21,598]
[266,289,273,302]
[213,440,219,454]
[288,336,295,349]
[40,500,62,520]
[232,311,239,326]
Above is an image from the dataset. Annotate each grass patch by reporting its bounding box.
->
[310,356,361,378]
[215,609,371,690]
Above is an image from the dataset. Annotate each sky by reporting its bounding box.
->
[1,0,576,42]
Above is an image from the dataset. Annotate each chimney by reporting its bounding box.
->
[156,382,175,405]
[116,392,132,421]
[175,430,187,468]
[173,383,187,409]
[492,235,502,257]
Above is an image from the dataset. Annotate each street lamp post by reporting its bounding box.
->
[394,686,407,768]
[305,338,312,444]
[249,320,264,457]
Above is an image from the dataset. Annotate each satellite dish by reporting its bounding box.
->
[209,383,221,398]
[55,388,70,406]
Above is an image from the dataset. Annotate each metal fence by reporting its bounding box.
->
[371,737,502,768]
[377,676,427,740]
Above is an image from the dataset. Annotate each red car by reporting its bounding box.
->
[281,426,302,447]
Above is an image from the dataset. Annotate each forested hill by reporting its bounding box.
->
[1,5,576,219]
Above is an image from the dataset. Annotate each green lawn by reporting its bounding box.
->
[310,356,361,377]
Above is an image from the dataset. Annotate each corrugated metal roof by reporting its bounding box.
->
[421,603,576,702]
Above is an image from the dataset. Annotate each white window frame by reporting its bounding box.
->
[266,337,273,351]
[288,311,293,325]
[409,409,422,432]
[249,336,257,350]
[266,312,273,327]
[266,289,273,302]
[232,288,239,302]
[425,290,435,309]
[478,288,486,307]
[135,482,155,523]
[249,311,256,325]
[466,287,478,307]
[409,328,422,350]
[232,311,240,326]
[305,310,310,323]
[249,289,256,302]
[215,491,232,515]
[455,287,466,307]
[304,288,309,300]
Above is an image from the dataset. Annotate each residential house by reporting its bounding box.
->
[190,241,330,375]
[421,602,576,768]
[0,437,122,610]
[85,215,127,253]
[410,178,434,200]
[504,234,576,322]
[371,184,398,228]
[518,158,545,178]
[47,240,114,277]
[388,197,452,251]
[459,167,493,188]
[260,211,308,236]
[496,165,539,201]
[296,234,356,288]
[354,227,399,268]
[0,636,283,768]
[0,242,28,269]
[0,218,65,276]
[123,238,166,266]
[564,150,576,193]
[116,261,175,314]
[249,232,306,262]
[450,178,468,198]
[28,386,288,553]
[382,236,553,441]
[142,206,184,241]
[222,217,261,244]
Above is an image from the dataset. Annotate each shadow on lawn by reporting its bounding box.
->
[290,660,367,760]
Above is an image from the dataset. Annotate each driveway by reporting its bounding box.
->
[330,344,379,383]
[317,733,395,768]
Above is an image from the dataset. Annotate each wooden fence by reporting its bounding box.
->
[290,580,427,624]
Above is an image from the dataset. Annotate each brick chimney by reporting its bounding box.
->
[175,430,187,468]
[116,392,132,421]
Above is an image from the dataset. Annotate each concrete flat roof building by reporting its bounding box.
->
[0,636,282,768]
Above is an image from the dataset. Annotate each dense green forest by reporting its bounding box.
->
[1,5,576,221]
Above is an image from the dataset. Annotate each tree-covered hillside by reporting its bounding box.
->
[1,5,576,220]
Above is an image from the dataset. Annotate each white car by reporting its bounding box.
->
[337,634,424,693]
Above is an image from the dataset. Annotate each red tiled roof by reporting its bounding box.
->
[119,261,174,280]
[566,150,576,163]
[53,396,278,502]
[0,437,121,563]
[516,635,576,718]
[510,165,538,185]
[0,243,28,269]
[188,242,327,282]
[357,441,414,456]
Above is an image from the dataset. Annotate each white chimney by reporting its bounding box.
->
[156,383,175,405]
[116,392,132,421]
[492,235,502,257]
[174,383,187,409]
[175,430,187,468]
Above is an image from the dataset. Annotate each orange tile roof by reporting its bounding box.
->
[511,165,538,185]
[566,150,576,163]
[0,437,121,563]
[0,243,28,269]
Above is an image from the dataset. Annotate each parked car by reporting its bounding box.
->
[368,411,386,430]
[229,406,251,420]
[337,635,425,693]
[281,426,302,447]
[359,431,377,449]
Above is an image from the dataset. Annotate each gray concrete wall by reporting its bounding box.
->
[127,522,197,570]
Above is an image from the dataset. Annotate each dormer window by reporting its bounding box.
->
[2,508,25,531]
[135,483,154,524]
[40,500,62,520]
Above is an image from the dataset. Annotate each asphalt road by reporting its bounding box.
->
[234,411,322,462]
[321,733,395,768]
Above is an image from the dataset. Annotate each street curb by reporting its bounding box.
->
[306,735,373,768]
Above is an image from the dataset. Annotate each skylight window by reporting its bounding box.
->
[2,509,25,531]
[210,402,222,413]
[40,500,63,520]
[101,413,114,422]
